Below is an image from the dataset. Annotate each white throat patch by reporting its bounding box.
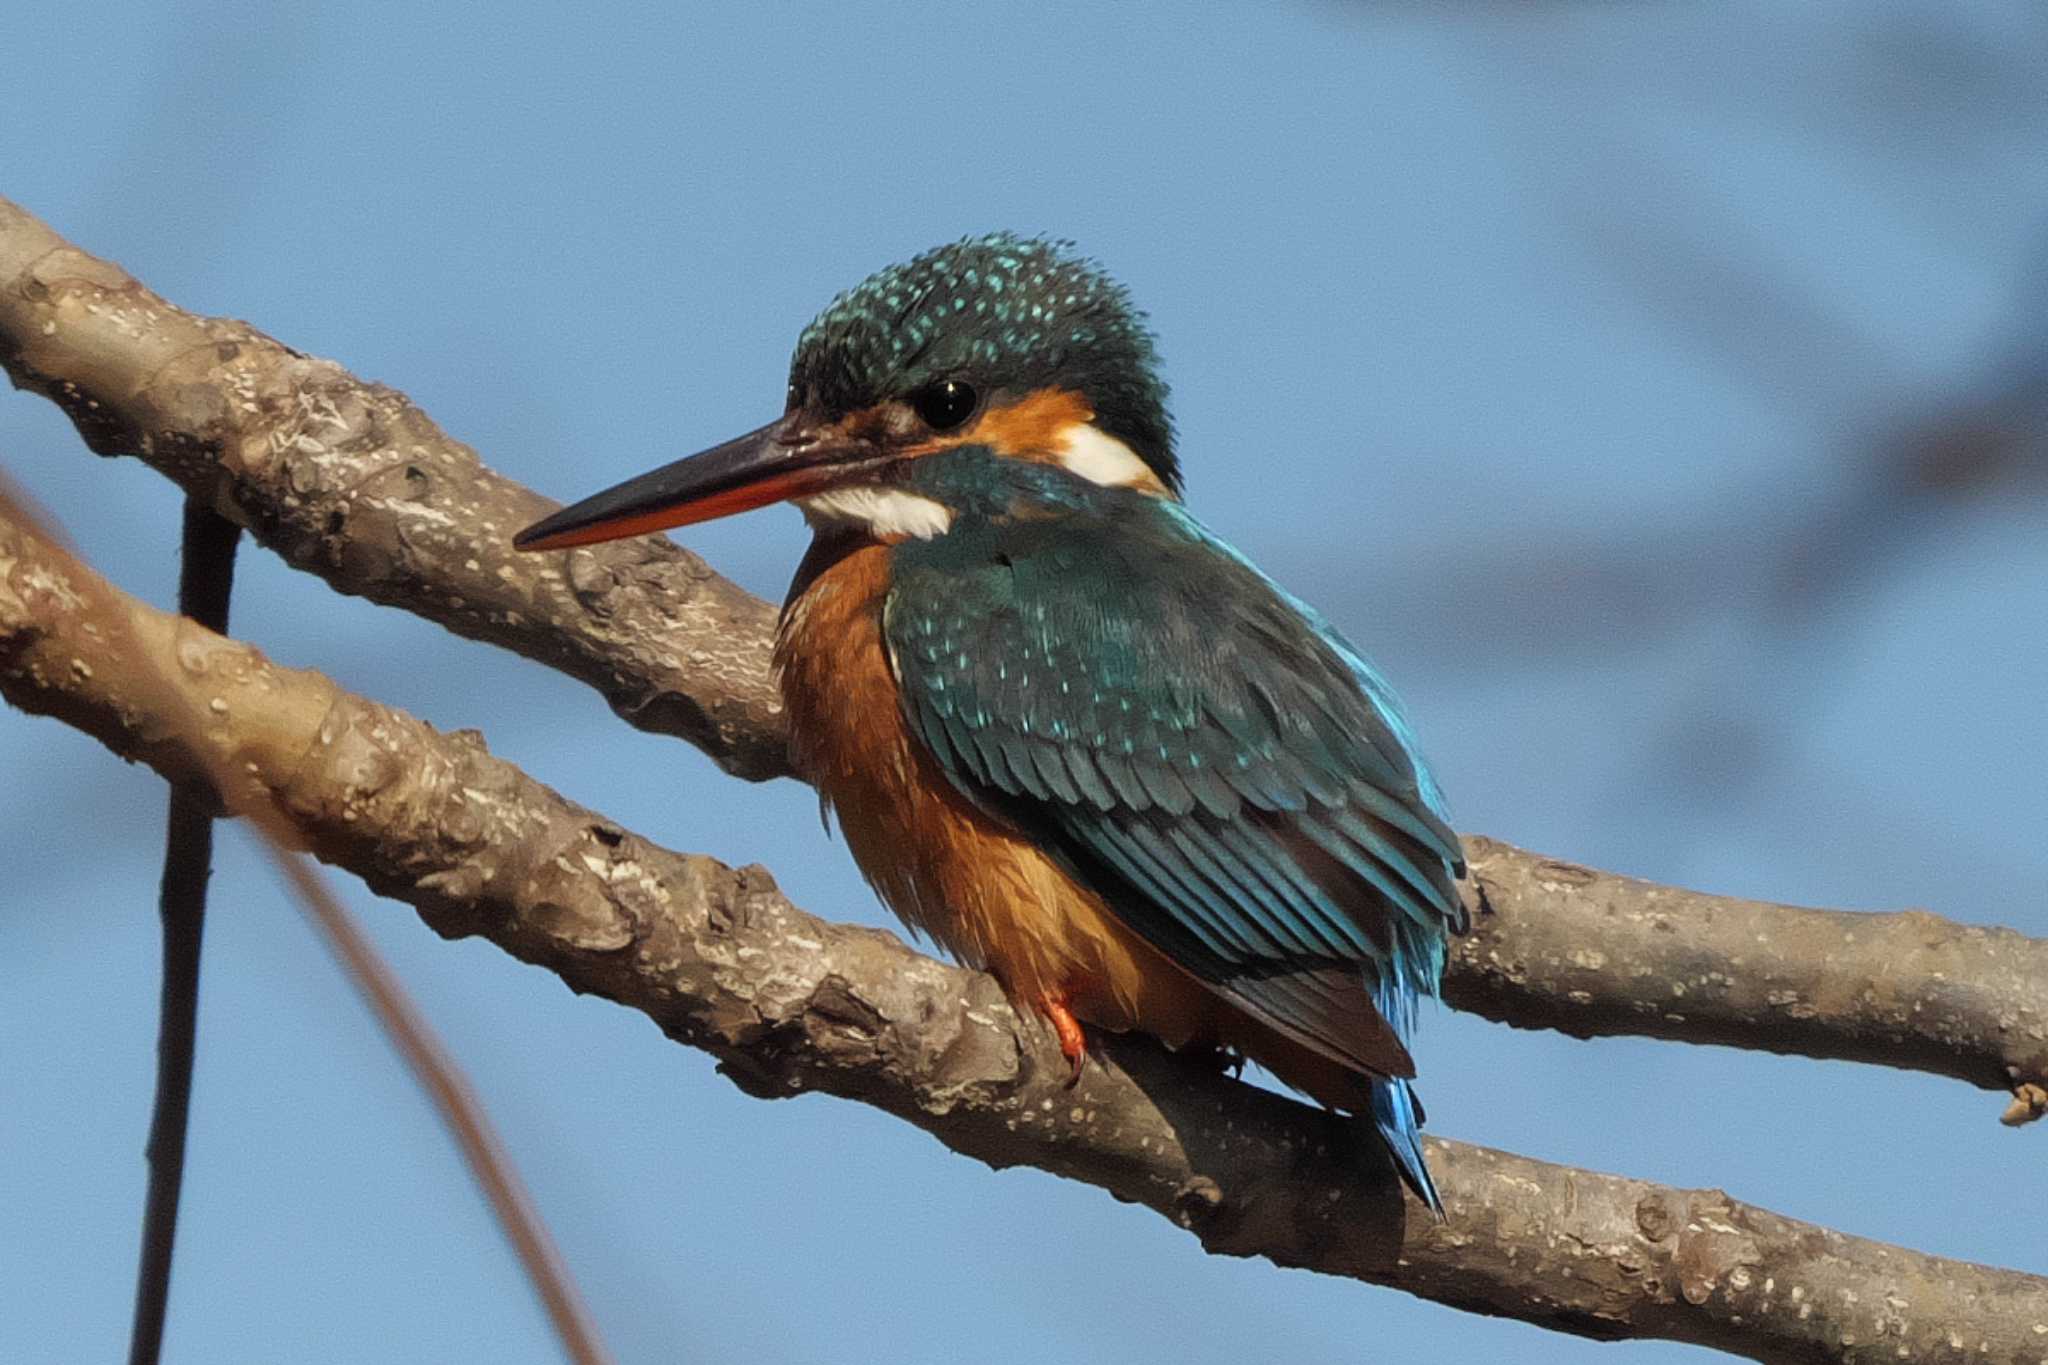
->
[798,486,954,540]
[1055,423,1158,490]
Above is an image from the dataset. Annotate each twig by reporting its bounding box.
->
[262,831,610,1365]
[128,500,239,1365]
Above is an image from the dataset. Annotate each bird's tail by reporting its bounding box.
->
[1369,1075,1441,1217]
[1368,964,1443,1217]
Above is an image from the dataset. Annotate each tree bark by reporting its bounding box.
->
[1451,845,2048,1101]
[4,495,2046,1364]
[0,196,785,780]
[3,192,2042,1112]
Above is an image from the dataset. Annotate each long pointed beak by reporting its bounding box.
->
[513,418,870,551]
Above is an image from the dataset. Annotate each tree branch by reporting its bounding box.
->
[0,481,613,1364]
[3,489,2045,1363]
[129,499,238,1365]
[0,195,785,781]
[1450,845,2047,1101]
[2,193,2042,1110]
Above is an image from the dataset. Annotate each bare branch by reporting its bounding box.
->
[1450,845,2048,1105]
[0,195,785,781]
[2,492,2044,1362]
[130,499,238,1365]
[0,478,613,1365]
[3,193,2042,1108]
[260,824,612,1365]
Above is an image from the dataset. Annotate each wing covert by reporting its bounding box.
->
[884,493,1464,1079]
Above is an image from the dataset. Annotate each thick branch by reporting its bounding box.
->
[0,196,785,780]
[5,495,2046,1364]
[0,479,615,1363]
[1451,846,2048,1097]
[2,193,2042,1104]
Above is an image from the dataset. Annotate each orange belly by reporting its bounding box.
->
[774,542,1214,1040]
[774,540,1374,1109]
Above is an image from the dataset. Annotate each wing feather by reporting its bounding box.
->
[884,492,1463,1084]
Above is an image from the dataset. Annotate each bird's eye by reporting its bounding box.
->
[911,380,978,431]
[786,382,801,413]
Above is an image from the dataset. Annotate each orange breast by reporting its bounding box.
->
[773,540,1382,1111]
[773,540,1216,1047]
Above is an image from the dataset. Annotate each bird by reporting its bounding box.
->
[515,234,1468,1212]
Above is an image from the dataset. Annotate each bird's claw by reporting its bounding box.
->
[1042,993,1088,1088]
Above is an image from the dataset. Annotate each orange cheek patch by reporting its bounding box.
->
[964,387,1095,458]
[903,387,1170,496]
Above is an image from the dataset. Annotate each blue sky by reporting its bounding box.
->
[4,3,2045,1361]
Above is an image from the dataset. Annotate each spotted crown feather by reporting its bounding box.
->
[790,233,1179,491]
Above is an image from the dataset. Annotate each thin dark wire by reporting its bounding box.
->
[129,500,240,1365]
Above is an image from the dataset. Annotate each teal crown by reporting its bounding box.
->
[789,233,1178,490]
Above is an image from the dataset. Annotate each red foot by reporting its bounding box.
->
[1041,993,1088,1087]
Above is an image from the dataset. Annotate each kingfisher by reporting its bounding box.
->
[515,235,1467,1212]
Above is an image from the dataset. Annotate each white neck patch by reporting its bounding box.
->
[798,486,954,540]
[1055,423,1159,491]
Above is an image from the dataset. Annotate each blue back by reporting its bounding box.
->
[885,451,1464,1209]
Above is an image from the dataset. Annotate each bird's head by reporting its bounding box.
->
[515,234,1176,552]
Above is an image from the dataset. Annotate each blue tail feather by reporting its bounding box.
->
[1368,963,1444,1216]
[1369,1075,1441,1216]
